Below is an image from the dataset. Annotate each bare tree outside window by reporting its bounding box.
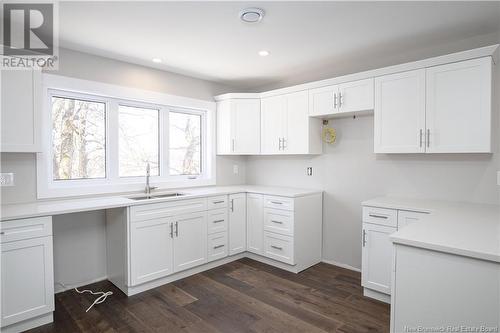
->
[169,111,201,175]
[119,105,159,177]
[51,96,106,180]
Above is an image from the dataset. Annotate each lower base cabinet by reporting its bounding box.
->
[208,232,228,262]
[229,193,247,255]
[246,193,264,254]
[173,212,207,271]
[1,217,54,331]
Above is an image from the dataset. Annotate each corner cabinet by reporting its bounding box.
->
[374,57,493,154]
[1,70,42,152]
[216,98,261,155]
[261,91,322,155]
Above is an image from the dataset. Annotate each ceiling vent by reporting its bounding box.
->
[239,7,265,23]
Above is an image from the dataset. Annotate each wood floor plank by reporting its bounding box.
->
[25,259,389,333]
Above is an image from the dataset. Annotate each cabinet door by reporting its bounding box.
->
[216,100,232,154]
[233,99,261,154]
[308,85,338,116]
[229,193,247,255]
[397,210,428,230]
[1,70,41,152]
[361,223,396,294]
[173,212,207,272]
[284,91,309,154]
[338,78,374,114]
[426,57,492,153]
[374,69,426,153]
[261,96,285,154]
[130,218,174,286]
[246,193,264,254]
[1,237,54,327]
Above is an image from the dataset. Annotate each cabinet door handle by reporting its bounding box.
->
[362,230,367,247]
[271,245,283,250]
[369,214,388,219]
[0,231,4,235]
[419,129,423,148]
[333,93,338,109]
[170,223,174,238]
[426,129,430,148]
[213,219,224,224]
[339,92,343,108]
[213,244,225,249]
[278,138,283,150]
[230,199,234,212]
[282,137,287,149]
[232,139,235,152]
[175,221,179,237]
[271,220,283,224]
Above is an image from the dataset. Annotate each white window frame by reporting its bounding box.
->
[37,74,216,199]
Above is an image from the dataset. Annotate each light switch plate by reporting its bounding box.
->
[0,173,14,186]
[233,164,239,175]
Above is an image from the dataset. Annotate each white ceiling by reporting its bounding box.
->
[59,1,500,90]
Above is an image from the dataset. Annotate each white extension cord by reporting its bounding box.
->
[56,282,113,312]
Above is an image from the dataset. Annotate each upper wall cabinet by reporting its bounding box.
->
[1,70,42,152]
[425,57,492,153]
[216,98,260,155]
[261,91,322,155]
[374,57,493,154]
[308,78,374,117]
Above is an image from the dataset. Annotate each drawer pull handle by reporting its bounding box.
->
[271,201,283,205]
[213,245,225,249]
[213,200,225,204]
[271,220,283,224]
[213,219,224,223]
[271,245,283,250]
[369,214,388,219]
[0,232,4,235]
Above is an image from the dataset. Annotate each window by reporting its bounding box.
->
[51,96,106,180]
[119,105,159,177]
[169,111,201,176]
[38,75,215,199]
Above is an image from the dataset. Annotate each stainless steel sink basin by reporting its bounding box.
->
[129,193,185,200]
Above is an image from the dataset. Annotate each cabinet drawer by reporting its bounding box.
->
[397,210,429,230]
[0,216,52,243]
[264,208,293,236]
[207,209,228,234]
[130,198,207,222]
[264,196,294,211]
[207,195,228,210]
[263,232,294,265]
[362,206,397,227]
[207,232,228,262]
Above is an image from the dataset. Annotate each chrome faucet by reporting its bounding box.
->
[145,163,157,196]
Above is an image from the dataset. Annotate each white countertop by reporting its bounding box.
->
[363,197,500,263]
[0,185,322,221]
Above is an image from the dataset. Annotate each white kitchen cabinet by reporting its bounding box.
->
[129,218,174,286]
[425,57,492,153]
[207,232,228,262]
[308,78,374,117]
[397,210,428,229]
[374,69,426,153]
[261,91,322,155]
[1,217,54,331]
[246,193,264,254]
[173,211,207,272]
[1,70,42,152]
[228,193,246,255]
[216,98,261,155]
[361,222,396,295]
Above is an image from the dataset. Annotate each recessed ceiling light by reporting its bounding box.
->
[152,58,162,63]
[258,50,270,57]
[240,7,265,23]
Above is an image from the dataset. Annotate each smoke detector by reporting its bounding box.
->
[239,7,265,23]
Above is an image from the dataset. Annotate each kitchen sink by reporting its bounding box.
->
[129,193,185,200]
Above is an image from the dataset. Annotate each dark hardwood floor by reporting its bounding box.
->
[27,258,390,333]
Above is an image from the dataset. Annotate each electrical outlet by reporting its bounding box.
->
[0,173,14,187]
[306,167,313,176]
[233,164,239,175]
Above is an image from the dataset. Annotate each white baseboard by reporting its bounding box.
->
[55,276,108,294]
[321,259,361,273]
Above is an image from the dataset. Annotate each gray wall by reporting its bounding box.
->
[1,48,245,290]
